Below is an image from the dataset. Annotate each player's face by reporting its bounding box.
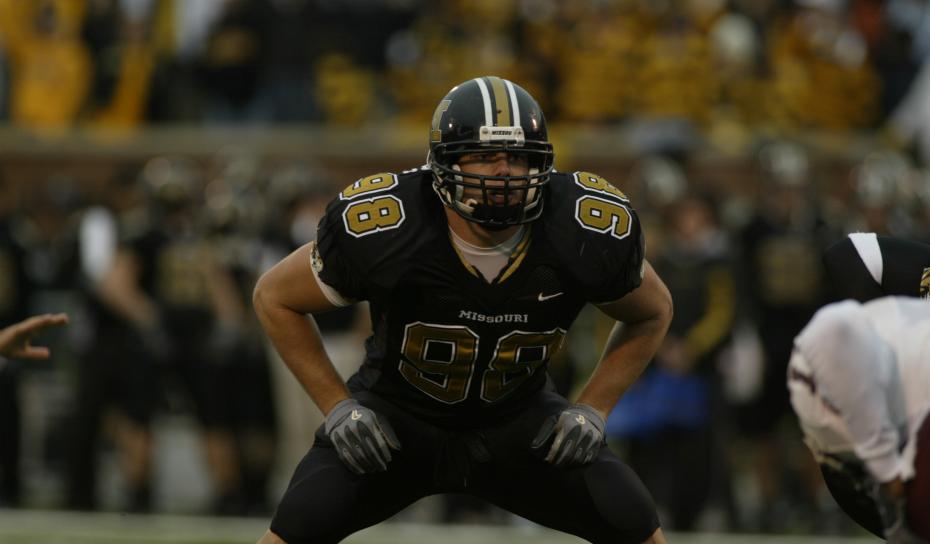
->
[456,151,531,206]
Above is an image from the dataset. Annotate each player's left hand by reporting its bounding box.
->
[532,403,605,467]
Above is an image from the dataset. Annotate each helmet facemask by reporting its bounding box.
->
[430,135,553,230]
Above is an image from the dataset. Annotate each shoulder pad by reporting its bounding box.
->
[316,167,436,299]
[543,171,645,303]
[335,172,408,238]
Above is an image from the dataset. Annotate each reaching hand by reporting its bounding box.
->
[325,399,401,474]
[0,313,69,360]
[886,520,928,544]
[532,403,605,467]
[875,480,928,544]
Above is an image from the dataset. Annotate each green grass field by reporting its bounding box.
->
[0,510,880,544]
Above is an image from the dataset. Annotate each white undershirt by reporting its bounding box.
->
[449,225,526,281]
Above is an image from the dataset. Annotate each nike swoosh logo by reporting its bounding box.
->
[537,292,563,302]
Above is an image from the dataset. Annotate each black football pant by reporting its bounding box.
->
[270,389,660,544]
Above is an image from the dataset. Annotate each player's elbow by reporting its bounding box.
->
[662,294,674,329]
[642,261,673,332]
[252,270,276,321]
[654,279,674,333]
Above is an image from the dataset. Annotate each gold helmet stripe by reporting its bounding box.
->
[488,76,511,127]
[473,77,493,127]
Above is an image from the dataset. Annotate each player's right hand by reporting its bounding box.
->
[532,403,605,467]
[325,398,401,474]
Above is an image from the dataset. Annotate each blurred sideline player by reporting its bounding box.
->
[786,232,930,542]
[0,313,69,506]
[253,76,673,544]
[822,232,930,301]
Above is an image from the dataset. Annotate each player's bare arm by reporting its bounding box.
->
[533,261,672,470]
[579,261,674,419]
[252,241,351,416]
[0,313,69,360]
[255,241,401,544]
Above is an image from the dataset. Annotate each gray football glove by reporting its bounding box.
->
[325,399,401,474]
[532,403,605,467]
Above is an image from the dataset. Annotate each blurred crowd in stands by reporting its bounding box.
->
[2,0,930,538]
[0,0,927,143]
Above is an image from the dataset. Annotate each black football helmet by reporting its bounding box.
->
[428,76,554,229]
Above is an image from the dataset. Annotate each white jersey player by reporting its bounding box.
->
[788,296,930,542]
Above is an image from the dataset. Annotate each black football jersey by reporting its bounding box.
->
[315,167,644,427]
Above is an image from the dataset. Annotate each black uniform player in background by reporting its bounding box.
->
[253,77,673,544]
[0,207,31,507]
[822,232,930,302]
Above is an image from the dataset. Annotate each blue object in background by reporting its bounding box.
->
[606,366,709,439]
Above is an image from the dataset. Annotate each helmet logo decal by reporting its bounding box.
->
[431,100,451,143]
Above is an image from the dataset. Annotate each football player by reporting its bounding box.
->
[823,232,930,302]
[253,76,673,544]
[787,231,930,541]
[787,297,930,542]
